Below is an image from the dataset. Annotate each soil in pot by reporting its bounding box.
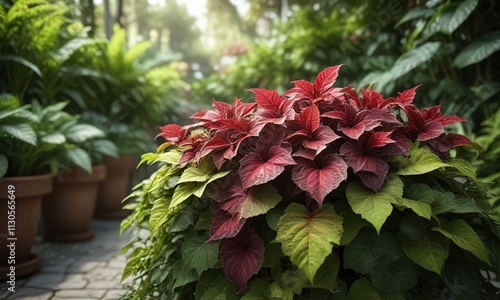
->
[42,165,106,242]
[0,174,52,280]
[95,155,134,219]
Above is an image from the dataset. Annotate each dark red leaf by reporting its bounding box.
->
[367,131,395,149]
[156,124,187,142]
[358,166,389,192]
[446,133,471,147]
[251,88,295,124]
[297,105,320,133]
[208,209,246,242]
[417,121,444,141]
[292,154,348,206]
[287,80,315,100]
[394,85,420,107]
[302,125,340,152]
[219,229,265,291]
[314,65,342,95]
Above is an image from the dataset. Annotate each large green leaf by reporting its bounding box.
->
[403,232,450,274]
[453,31,500,68]
[149,196,171,235]
[181,235,219,276]
[65,147,92,174]
[195,270,238,300]
[0,124,37,145]
[311,253,340,292]
[346,278,381,300]
[389,42,440,80]
[427,0,477,35]
[177,159,217,184]
[346,175,403,234]
[0,54,42,77]
[393,197,432,220]
[276,203,343,283]
[397,147,449,176]
[0,154,7,178]
[370,259,418,293]
[241,278,271,300]
[91,139,119,158]
[395,7,434,27]
[339,208,369,246]
[41,132,66,144]
[170,170,230,208]
[65,124,105,143]
[433,219,490,265]
[55,38,97,62]
[240,184,282,219]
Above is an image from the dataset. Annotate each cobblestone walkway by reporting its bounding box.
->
[1,219,132,300]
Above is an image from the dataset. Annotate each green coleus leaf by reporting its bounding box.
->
[170,260,199,290]
[269,281,294,300]
[241,278,271,300]
[0,154,7,178]
[453,30,500,68]
[181,235,219,276]
[276,203,343,283]
[370,259,418,294]
[392,197,432,220]
[170,170,230,208]
[433,219,491,265]
[346,175,403,234]
[397,147,449,176]
[402,232,450,275]
[339,208,369,246]
[177,158,217,183]
[310,253,340,292]
[195,270,238,300]
[149,196,171,236]
[239,184,282,219]
[346,278,381,300]
[445,158,478,182]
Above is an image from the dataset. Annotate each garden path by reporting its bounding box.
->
[1,219,132,300]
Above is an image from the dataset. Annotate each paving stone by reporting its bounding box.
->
[86,280,123,289]
[24,273,64,288]
[103,289,128,299]
[67,261,105,273]
[106,259,126,269]
[85,267,120,281]
[54,289,106,298]
[8,287,52,299]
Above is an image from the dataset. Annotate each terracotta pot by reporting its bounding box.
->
[0,174,52,280]
[95,155,134,219]
[42,165,106,242]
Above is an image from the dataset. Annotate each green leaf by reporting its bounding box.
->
[432,219,490,265]
[389,42,440,80]
[195,270,237,300]
[91,139,119,158]
[397,147,449,176]
[170,170,230,208]
[346,278,381,300]
[240,184,282,219]
[241,278,271,300]
[65,148,92,173]
[149,196,171,235]
[430,190,457,215]
[276,203,343,283]
[370,259,418,293]
[181,235,218,276]
[177,158,216,183]
[428,0,478,35]
[402,232,450,274]
[311,253,340,292]
[395,7,434,27]
[393,197,432,220]
[0,54,42,77]
[445,158,477,182]
[166,207,194,232]
[65,124,105,143]
[453,31,500,68]
[0,154,7,178]
[266,206,285,231]
[406,183,435,204]
[269,281,294,300]
[171,260,199,290]
[339,209,369,246]
[346,176,403,234]
[0,124,37,145]
[41,132,66,144]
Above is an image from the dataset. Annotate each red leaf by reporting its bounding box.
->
[219,229,265,291]
[156,124,187,142]
[357,167,389,192]
[288,80,315,100]
[367,131,395,149]
[314,65,342,96]
[417,121,444,141]
[208,209,245,242]
[297,105,320,133]
[446,133,471,147]
[338,121,366,140]
[302,125,340,152]
[251,88,295,124]
[239,146,295,189]
[394,85,420,106]
[292,154,348,206]
[340,141,387,174]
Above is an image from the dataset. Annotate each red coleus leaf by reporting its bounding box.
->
[219,228,265,291]
[301,125,340,153]
[239,145,295,189]
[250,88,295,124]
[287,80,316,101]
[207,209,245,242]
[191,99,257,129]
[393,85,420,107]
[314,65,342,96]
[292,154,348,206]
[156,124,187,143]
[297,105,320,133]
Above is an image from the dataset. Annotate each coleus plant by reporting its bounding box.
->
[120,66,500,299]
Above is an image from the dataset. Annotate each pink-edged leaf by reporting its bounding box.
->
[288,80,316,100]
[360,87,386,108]
[446,133,471,147]
[251,89,295,124]
[208,209,245,242]
[322,110,345,120]
[367,131,395,149]
[340,141,387,174]
[394,85,420,106]
[357,166,389,192]
[219,183,282,219]
[314,65,342,95]
[338,121,366,140]
[436,115,467,126]
[239,146,295,189]
[219,228,265,291]
[250,88,282,111]
[302,125,340,152]
[292,154,348,206]
[292,147,317,160]
[417,121,444,141]
[297,105,320,133]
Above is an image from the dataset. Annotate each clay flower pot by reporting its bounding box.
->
[42,165,106,242]
[95,155,134,219]
[0,174,52,280]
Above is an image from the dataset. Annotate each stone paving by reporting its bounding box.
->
[1,219,133,300]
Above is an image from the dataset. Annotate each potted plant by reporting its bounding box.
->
[120,66,500,299]
[37,103,119,242]
[0,95,90,279]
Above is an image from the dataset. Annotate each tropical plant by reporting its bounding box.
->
[0,94,118,178]
[120,66,500,299]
